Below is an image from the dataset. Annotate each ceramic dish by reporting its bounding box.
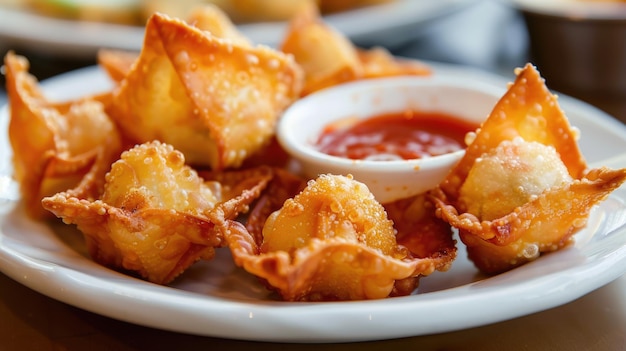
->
[1,63,626,343]
[277,75,496,204]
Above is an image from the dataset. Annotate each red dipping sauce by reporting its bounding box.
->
[315,111,478,161]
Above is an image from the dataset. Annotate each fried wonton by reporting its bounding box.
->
[42,141,272,284]
[280,5,430,96]
[97,49,139,84]
[431,64,626,274]
[185,4,253,47]
[97,5,252,85]
[357,47,431,79]
[280,4,362,96]
[242,167,308,244]
[223,174,455,301]
[106,12,303,170]
[4,51,123,219]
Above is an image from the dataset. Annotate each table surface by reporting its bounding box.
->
[1,1,626,350]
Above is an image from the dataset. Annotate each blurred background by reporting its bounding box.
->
[0,0,624,122]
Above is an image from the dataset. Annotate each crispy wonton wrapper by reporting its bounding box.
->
[97,49,139,84]
[280,5,430,96]
[4,51,123,219]
[97,4,253,85]
[223,174,455,301]
[106,12,303,170]
[431,64,626,274]
[280,4,362,96]
[280,7,431,96]
[42,141,272,284]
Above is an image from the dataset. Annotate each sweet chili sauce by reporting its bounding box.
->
[315,110,478,161]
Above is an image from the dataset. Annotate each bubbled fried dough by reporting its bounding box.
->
[261,174,399,256]
[224,174,455,301]
[431,64,626,275]
[280,5,430,97]
[97,4,253,85]
[4,51,123,219]
[42,141,272,284]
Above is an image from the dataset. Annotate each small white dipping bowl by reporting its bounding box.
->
[276,75,504,204]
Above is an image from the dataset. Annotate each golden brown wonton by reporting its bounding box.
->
[97,49,139,84]
[97,4,253,85]
[4,51,123,219]
[42,141,272,284]
[106,12,303,170]
[431,64,626,274]
[185,4,253,47]
[223,174,455,301]
[280,4,363,96]
[280,5,430,96]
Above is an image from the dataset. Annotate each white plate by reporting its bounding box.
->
[0,0,476,57]
[1,64,626,343]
